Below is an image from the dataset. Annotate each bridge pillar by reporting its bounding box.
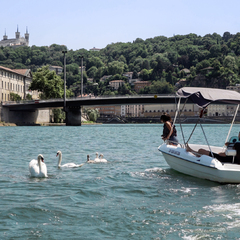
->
[1,106,51,125]
[65,106,82,126]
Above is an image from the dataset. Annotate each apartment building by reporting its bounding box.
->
[109,80,125,90]
[0,66,38,101]
[134,81,151,93]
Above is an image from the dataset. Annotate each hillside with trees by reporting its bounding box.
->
[1,31,240,96]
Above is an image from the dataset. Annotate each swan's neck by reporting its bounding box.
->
[38,158,42,172]
[58,153,62,167]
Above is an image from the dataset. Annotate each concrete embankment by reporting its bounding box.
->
[97,116,239,124]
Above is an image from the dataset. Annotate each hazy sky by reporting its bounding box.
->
[1,0,239,51]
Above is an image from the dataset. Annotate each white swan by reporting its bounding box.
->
[99,153,108,162]
[56,150,84,168]
[29,154,48,178]
[94,152,100,162]
[94,153,107,163]
[87,154,95,163]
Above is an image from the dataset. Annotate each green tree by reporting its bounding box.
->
[223,55,238,72]
[85,108,99,122]
[86,57,104,70]
[139,69,150,80]
[26,93,32,100]
[29,66,73,99]
[87,66,98,78]
[10,93,21,101]
[108,61,125,75]
[52,109,65,123]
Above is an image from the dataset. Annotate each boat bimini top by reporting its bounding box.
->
[177,87,240,107]
[171,87,240,155]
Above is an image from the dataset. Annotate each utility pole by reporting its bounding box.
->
[62,50,67,110]
[80,56,83,97]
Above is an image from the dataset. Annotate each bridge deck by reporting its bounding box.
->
[2,95,184,110]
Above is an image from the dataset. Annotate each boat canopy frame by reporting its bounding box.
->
[172,87,240,154]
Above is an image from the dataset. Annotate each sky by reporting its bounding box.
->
[1,0,240,51]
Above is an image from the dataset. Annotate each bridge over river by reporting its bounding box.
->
[1,94,183,125]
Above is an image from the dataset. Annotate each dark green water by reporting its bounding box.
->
[1,124,240,239]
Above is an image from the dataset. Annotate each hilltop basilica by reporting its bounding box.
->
[0,26,29,47]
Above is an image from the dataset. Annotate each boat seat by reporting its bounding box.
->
[225,149,237,156]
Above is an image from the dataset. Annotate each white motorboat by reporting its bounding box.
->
[158,87,240,183]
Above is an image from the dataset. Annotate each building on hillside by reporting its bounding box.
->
[100,75,112,82]
[49,66,63,75]
[181,68,190,75]
[123,72,133,80]
[129,78,139,85]
[0,66,39,101]
[89,47,101,51]
[134,81,151,93]
[109,80,125,90]
[0,27,29,47]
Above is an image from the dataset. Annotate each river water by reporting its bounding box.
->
[1,124,240,239]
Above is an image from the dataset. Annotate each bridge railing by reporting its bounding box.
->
[2,94,176,106]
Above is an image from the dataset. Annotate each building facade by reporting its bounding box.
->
[207,104,237,116]
[143,104,199,117]
[134,81,151,93]
[49,66,63,75]
[0,27,29,47]
[109,80,125,90]
[0,66,38,101]
[97,104,144,117]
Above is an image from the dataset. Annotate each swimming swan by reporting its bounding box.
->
[94,153,107,163]
[94,152,100,162]
[99,153,107,162]
[56,150,84,168]
[29,154,48,178]
[87,154,95,163]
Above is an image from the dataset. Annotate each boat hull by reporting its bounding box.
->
[158,143,240,183]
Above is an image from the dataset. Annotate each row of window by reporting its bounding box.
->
[1,81,23,92]
[1,71,23,80]
[145,109,192,113]
[2,93,10,101]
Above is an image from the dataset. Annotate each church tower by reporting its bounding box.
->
[15,25,20,39]
[25,27,29,45]
[3,29,7,40]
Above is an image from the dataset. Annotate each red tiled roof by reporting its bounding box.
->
[110,80,125,83]
[14,69,28,75]
[0,66,29,76]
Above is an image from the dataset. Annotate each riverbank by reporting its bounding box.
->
[97,116,235,124]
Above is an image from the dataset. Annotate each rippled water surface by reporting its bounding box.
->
[1,124,240,239]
